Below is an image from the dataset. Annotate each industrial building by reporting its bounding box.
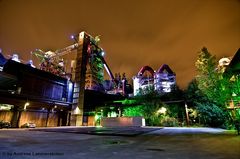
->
[133,64,176,96]
[0,32,124,128]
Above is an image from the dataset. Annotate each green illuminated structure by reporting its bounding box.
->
[223,48,240,122]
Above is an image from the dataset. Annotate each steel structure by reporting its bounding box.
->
[133,64,176,96]
[31,31,124,125]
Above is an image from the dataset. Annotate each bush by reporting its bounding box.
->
[122,105,143,117]
[146,116,161,126]
[196,102,227,127]
[123,104,162,126]
[160,116,179,127]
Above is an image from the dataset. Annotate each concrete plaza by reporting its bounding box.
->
[0,127,239,159]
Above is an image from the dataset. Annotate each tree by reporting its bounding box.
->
[185,79,208,104]
[185,47,233,127]
[195,48,218,101]
[160,85,183,101]
[185,78,228,127]
[195,47,230,107]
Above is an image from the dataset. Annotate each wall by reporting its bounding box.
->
[47,113,59,127]
[0,111,13,122]
[19,111,59,127]
[20,111,47,127]
[87,116,95,126]
[0,110,59,127]
[101,117,145,127]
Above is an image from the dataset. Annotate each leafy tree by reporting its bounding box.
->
[123,105,143,117]
[184,47,234,127]
[185,79,209,104]
[160,85,183,101]
[195,48,218,102]
[195,47,231,107]
[185,79,228,127]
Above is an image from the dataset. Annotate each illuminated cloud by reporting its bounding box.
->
[0,0,239,88]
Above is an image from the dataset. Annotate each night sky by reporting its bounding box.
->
[0,0,239,88]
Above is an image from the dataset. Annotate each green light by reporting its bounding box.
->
[157,107,167,114]
[95,114,101,121]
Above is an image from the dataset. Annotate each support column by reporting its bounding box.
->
[45,109,50,127]
[67,111,71,126]
[71,32,90,126]
[62,111,67,126]
[57,111,61,126]
[11,106,22,128]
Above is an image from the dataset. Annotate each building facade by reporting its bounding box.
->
[133,64,176,96]
[0,57,73,128]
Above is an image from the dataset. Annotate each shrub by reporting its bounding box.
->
[160,116,179,127]
[196,102,227,127]
[122,105,143,117]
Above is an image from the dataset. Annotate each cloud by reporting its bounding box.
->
[0,0,239,88]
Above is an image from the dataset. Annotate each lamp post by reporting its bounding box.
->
[185,102,190,126]
[24,102,29,110]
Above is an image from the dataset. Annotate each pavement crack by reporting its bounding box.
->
[146,148,165,152]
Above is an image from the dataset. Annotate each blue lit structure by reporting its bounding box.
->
[133,64,176,96]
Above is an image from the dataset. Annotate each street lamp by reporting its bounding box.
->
[24,102,29,110]
[70,35,78,43]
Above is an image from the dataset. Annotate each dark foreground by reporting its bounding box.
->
[0,127,239,159]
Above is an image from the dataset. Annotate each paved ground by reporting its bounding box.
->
[0,127,239,159]
[29,126,160,136]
